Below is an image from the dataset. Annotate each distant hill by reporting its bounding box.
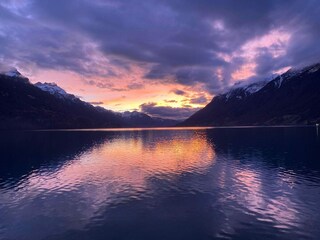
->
[180,63,320,126]
[0,71,178,129]
[117,111,179,128]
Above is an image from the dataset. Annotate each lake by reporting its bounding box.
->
[0,127,320,240]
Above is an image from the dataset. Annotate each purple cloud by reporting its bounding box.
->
[0,0,319,95]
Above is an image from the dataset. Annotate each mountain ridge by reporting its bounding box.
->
[0,71,178,129]
[180,63,320,126]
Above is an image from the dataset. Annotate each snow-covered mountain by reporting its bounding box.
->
[0,70,179,129]
[35,82,68,97]
[271,63,320,89]
[224,77,274,101]
[220,63,320,103]
[34,82,80,102]
[180,62,320,126]
[0,68,29,83]
[0,69,78,101]
[0,71,123,129]
[4,69,23,78]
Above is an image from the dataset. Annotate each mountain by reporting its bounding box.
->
[180,63,320,126]
[0,71,124,129]
[0,70,178,129]
[118,111,179,127]
[3,69,25,78]
[34,82,78,101]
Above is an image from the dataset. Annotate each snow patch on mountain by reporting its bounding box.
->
[4,69,23,77]
[273,76,284,88]
[282,68,300,80]
[35,82,67,96]
[34,82,78,101]
[308,64,320,73]
[0,68,30,84]
[243,80,270,93]
[224,75,276,101]
[283,63,320,79]
[0,66,21,77]
[221,63,320,102]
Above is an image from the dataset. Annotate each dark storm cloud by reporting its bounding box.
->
[189,95,208,105]
[87,80,143,92]
[89,101,104,105]
[140,102,201,120]
[0,0,320,93]
[110,82,144,92]
[172,89,187,96]
[173,67,224,94]
[254,48,281,77]
[127,82,144,90]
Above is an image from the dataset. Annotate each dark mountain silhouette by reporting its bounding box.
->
[180,63,320,126]
[0,72,125,129]
[117,111,179,127]
[0,71,177,129]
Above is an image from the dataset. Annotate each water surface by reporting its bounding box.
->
[0,127,320,240]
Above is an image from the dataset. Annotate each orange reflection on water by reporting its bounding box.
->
[0,131,216,231]
[51,132,213,188]
[14,131,216,204]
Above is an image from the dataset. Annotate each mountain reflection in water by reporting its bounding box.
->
[0,127,319,240]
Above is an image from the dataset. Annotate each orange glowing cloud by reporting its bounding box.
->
[19,28,292,114]
[231,63,257,80]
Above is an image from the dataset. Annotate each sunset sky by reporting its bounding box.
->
[0,0,319,119]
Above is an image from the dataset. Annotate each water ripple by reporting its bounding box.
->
[0,128,319,239]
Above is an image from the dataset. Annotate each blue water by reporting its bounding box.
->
[0,127,320,240]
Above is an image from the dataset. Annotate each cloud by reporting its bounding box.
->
[140,102,201,120]
[172,89,187,96]
[87,80,114,89]
[127,82,144,90]
[164,100,178,103]
[89,101,104,105]
[189,95,208,105]
[0,0,320,96]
